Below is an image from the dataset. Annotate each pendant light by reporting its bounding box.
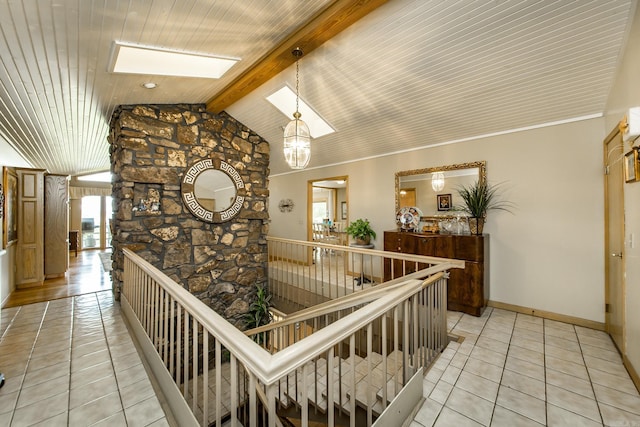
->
[283,48,311,169]
[431,171,445,191]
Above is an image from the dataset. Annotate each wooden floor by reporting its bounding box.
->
[4,250,113,307]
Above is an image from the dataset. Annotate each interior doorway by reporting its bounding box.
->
[307,176,349,251]
[604,125,626,353]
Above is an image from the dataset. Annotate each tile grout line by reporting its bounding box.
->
[95,291,130,426]
[438,308,496,426]
[65,295,78,426]
[576,324,607,425]
[0,306,20,341]
[9,301,52,426]
[488,310,516,427]
[82,292,128,426]
[2,305,26,427]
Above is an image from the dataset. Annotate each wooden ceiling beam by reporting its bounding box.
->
[206,0,389,113]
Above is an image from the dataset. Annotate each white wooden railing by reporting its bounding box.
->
[120,240,464,427]
[268,236,462,312]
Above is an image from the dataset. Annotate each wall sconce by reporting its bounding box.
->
[621,107,640,144]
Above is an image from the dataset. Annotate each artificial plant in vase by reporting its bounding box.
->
[457,180,513,235]
[345,218,376,245]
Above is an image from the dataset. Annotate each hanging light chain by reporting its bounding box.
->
[295,56,300,115]
[293,47,303,119]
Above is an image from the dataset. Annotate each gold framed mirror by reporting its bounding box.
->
[395,161,486,217]
[182,158,247,223]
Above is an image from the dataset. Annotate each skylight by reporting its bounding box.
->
[110,41,239,79]
[77,172,112,183]
[266,86,335,138]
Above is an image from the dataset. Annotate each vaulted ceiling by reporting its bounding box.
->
[0,0,636,177]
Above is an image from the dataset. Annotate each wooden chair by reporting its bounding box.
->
[312,223,325,242]
[323,223,341,246]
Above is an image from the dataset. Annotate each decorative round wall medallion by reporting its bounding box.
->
[279,198,294,213]
[181,158,247,223]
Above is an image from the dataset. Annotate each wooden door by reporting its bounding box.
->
[604,127,625,352]
[16,168,45,287]
[44,174,69,278]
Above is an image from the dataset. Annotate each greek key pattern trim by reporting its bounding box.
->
[182,159,245,223]
[183,192,213,222]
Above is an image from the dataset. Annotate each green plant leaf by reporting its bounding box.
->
[345,218,376,240]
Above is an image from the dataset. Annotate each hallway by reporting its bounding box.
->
[413,309,640,426]
[0,291,170,426]
[4,250,112,308]
[1,250,639,426]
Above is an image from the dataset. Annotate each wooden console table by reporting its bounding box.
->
[384,231,489,316]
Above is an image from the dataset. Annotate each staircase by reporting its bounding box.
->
[183,348,430,426]
[276,349,424,422]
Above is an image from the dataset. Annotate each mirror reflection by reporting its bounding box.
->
[194,169,236,212]
[182,158,246,223]
[395,161,486,217]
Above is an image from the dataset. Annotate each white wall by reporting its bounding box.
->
[270,117,606,323]
[0,136,31,306]
[604,1,640,381]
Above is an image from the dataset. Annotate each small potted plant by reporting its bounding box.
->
[345,218,377,245]
[457,180,512,234]
[244,284,273,344]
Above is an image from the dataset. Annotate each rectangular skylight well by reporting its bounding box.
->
[266,86,335,138]
[110,41,239,79]
[77,172,112,183]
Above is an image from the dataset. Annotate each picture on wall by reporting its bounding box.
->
[341,201,347,220]
[437,194,452,211]
[3,167,17,247]
[624,148,640,183]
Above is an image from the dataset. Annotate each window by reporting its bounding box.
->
[81,195,112,249]
[312,200,328,224]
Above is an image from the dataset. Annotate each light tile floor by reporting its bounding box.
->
[412,307,640,427]
[0,291,170,426]
[3,291,639,426]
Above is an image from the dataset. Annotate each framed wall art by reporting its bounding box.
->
[341,201,347,220]
[437,194,452,211]
[624,148,640,183]
[3,167,18,247]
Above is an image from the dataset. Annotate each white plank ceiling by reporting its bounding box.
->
[0,0,636,176]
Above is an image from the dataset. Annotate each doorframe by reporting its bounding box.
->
[307,176,349,262]
[603,124,626,353]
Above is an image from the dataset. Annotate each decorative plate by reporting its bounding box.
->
[396,206,422,230]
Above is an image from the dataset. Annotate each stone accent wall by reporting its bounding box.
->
[109,104,269,328]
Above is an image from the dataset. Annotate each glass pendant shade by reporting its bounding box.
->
[284,113,311,169]
[431,172,445,191]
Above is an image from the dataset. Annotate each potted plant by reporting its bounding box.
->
[457,180,512,234]
[244,284,273,344]
[345,218,376,245]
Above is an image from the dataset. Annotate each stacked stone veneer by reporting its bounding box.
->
[109,104,269,328]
